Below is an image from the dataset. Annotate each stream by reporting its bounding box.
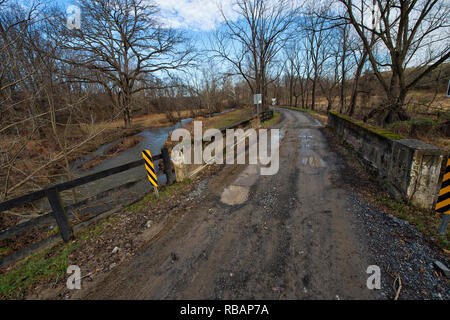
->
[52,109,235,212]
[64,117,193,204]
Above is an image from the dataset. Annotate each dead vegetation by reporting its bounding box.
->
[164,108,254,151]
[78,135,144,171]
[0,111,194,231]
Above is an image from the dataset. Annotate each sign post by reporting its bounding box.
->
[142,149,159,197]
[437,158,449,235]
[446,79,450,98]
[254,93,262,115]
[436,83,449,234]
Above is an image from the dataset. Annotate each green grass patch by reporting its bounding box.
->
[261,111,280,127]
[330,112,404,140]
[0,215,119,299]
[0,239,80,299]
[127,179,193,214]
[388,118,438,129]
[387,118,439,138]
[208,109,253,130]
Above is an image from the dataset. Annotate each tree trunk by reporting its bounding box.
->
[121,91,132,129]
[348,50,368,117]
[311,77,316,110]
[327,100,332,113]
[339,25,347,114]
[365,92,409,127]
[123,108,131,129]
[382,91,409,125]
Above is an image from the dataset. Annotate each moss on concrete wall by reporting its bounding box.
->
[329,112,404,140]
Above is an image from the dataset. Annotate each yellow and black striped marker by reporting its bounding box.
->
[436,158,450,214]
[142,149,158,187]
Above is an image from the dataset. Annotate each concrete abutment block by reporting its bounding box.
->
[327,112,447,210]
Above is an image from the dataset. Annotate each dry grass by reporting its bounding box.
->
[306,90,450,151]
[182,108,253,132]
[164,108,253,150]
[79,110,207,136]
[0,111,200,230]
[385,117,450,152]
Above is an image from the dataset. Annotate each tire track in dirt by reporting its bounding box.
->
[81,108,378,300]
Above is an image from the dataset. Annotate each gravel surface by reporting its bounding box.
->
[348,191,449,300]
[24,108,449,300]
[322,121,450,300]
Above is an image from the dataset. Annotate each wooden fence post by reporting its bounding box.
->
[46,187,73,242]
[162,146,174,185]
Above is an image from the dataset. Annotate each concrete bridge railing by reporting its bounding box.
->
[327,112,447,210]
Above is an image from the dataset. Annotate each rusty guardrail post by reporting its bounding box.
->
[162,146,174,185]
[46,187,73,242]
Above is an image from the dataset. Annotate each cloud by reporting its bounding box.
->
[153,0,237,31]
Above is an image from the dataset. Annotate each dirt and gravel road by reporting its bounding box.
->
[78,108,449,300]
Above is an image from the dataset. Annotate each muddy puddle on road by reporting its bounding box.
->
[220,165,259,205]
[220,186,250,205]
[298,130,326,168]
[220,166,260,205]
[220,129,285,206]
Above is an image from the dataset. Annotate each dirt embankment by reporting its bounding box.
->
[0,165,222,300]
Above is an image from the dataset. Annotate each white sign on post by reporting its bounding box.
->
[254,94,262,105]
[272,98,276,106]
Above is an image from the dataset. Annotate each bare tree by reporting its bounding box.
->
[0,1,122,209]
[300,7,334,110]
[338,0,450,125]
[211,0,299,113]
[283,40,311,108]
[186,65,226,115]
[283,43,298,107]
[318,42,342,112]
[56,0,194,128]
[338,22,349,113]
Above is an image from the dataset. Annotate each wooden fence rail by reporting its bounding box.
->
[0,110,274,267]
[260,110,274,123]
[0,151,166,244]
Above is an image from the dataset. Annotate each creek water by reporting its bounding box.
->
[34,109,235,215]
[64,117,194,203]
[59,109,235,205]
